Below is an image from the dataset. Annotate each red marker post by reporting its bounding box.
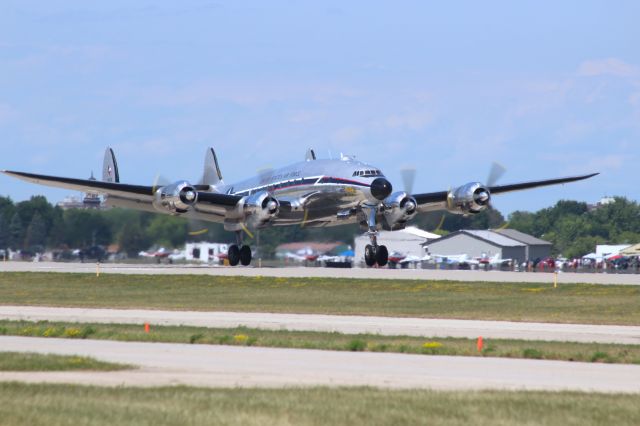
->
[477,336,484,353]
[144,323,150,333]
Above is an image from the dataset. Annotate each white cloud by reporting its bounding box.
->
[11,44,114,69]
[383,110,434,131]
[331,126,363,143]
[287,109,327,124]
[578,58,639,78]
[562,154,626,175]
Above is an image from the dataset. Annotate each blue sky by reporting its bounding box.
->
[1,1,639,215]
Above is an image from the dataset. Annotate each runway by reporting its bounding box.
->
[2,261,640,285]
[2,306,639,344]
[1,336,639,392]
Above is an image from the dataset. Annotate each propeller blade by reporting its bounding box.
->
[486,162,506,187]
[400,168,417,194]
[151,174,171,195]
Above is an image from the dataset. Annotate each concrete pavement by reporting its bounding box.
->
[2,305,639,344]
[2,261,640,284]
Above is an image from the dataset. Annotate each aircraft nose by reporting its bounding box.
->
[370,178,393,200]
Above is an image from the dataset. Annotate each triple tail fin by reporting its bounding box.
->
[102,147,120,183]
[201,147,224,186]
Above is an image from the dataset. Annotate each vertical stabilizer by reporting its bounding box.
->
[201,147,224,186]
[102,147,120,183]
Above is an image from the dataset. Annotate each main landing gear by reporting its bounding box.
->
[362,205,388,267]
[364,241,388,267]
[228,231,252,266]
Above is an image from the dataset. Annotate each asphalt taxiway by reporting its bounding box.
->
[2,306,639,344]
[2,261,640,285]
[1,336,638,392]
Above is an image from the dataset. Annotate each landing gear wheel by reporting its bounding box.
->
[364,244,377,267]
[376,245,389,267]
[228,244,240,266]
[240,245,252,266]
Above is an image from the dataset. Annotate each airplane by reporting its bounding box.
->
[431,253,480,266]
[1,147,598,267]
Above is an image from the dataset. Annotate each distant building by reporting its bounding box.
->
[185,242,229,263]
[493,228,552,261]
[57,172,105,210]
[595,244,631,258]
[587,196,616,212]
[425,230,526,263]
[424,229,552,264]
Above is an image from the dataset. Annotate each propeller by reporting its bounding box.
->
[400,167,417,194]
[151,174,170,196]
[477,161,507,210]
[486,162,506,187]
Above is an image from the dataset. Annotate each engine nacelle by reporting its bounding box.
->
[447,182,491,215]
[152,180,198,214]
[382,191,417,230]
[243,191,280,226]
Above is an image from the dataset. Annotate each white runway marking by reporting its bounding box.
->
[2,306,639,344]
[2,261,639,285]
[1,336,639,392]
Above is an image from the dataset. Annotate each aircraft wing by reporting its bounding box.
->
[412,173,599,212]
[1,170,241,207]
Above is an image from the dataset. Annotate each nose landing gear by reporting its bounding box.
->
[362,205,388,267]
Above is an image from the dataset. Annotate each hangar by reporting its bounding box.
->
[354,226,440,266]
[424,229,551,264]
[493,228,552,261]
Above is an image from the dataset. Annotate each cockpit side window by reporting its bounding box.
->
[353,169,384,178]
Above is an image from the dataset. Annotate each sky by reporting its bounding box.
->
[1,1,639,215]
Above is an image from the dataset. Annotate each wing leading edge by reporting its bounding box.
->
[412,173,599,210]
[1,170,241,206]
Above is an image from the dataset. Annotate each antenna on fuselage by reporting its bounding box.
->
[305,148,316,161]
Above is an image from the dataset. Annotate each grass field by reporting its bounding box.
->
[0,352,128,371]
[2,320,640,364]
[0,383,638,426]
[0,272,638,324]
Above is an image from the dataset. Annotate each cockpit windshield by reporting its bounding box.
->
[352,169,383,178]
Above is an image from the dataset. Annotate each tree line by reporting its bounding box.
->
[0,195,638,259]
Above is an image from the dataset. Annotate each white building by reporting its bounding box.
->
[354,227,440,267]
[185,242,229,263]
[596,244,631,258]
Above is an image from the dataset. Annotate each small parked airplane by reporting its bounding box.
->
[2,147,597,267]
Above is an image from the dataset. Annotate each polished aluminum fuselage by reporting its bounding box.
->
[218,157,383,228]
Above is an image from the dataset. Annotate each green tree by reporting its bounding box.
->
[25,212,47,251]
[8,212,23,250]
[146,215,189,248]
[62,210,111,248]
[47,207,66,248]
[118,221,150,257]
[0,212,9,251]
